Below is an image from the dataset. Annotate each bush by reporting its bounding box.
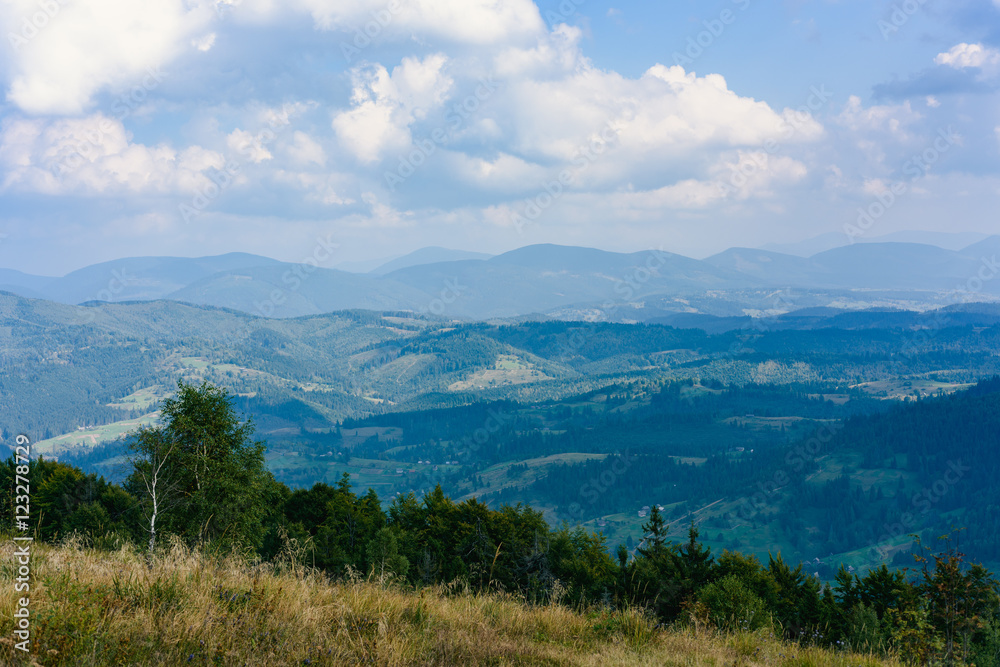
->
[697,574,771,632]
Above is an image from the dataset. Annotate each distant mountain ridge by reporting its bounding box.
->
[369,247,493,275]
[1,239,997,320]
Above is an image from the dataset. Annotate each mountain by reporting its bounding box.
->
[3,242,999,322]
[961,235,1000,259]
[758,232,849,257]
[384,244,758,319]
[758,230,991,257]
[0,268,56,295]
[369,246,493,275]
[35,253,282,304]
[166,264,434,317]
[333,253,403,274]
[866,230,991,250]
[703,248,822,286]
[808,242,985,291]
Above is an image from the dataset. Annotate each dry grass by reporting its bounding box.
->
[0,536,902,666]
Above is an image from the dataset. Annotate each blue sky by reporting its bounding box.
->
[0,0,998,275]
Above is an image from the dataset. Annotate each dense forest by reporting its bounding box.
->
[55,374,1000,575]
[4,381,1000,666]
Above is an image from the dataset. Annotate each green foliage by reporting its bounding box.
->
[367,527,409,579]
[7,376,1000,665]
[0,455,140,542]
[697,574,770,632]
[126,380,276,551]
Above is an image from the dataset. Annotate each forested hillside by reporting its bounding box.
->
[6,290,1000,572]
[3,381,999,666]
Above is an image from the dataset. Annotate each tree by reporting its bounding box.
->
[127,425,179,555]
[912,534,1000,666]
[367,527,409,579]
[126,380,276,551]
[637,505,669,560]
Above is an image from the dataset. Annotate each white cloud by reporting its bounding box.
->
[243,0,545,46]
[837,96,921,139]
[332,54,452,163]
[447,152,550,191]
[712,151,809,200]
[273,170,353,205]
[227,129,273,163]
[1,0,217,114]
[493,59,821,190]
[285,131,326,166]
[0,114,225,195]
[0,0,543,116]
[192,33,216,52]
[935,43,1000,69]
[494,23,585,78]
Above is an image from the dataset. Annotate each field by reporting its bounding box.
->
[0,537,900,667]
[34,413,159,457]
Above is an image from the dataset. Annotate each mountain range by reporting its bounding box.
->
[2,238,998,321]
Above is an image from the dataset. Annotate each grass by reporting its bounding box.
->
[33,413,160,456]
[0,538,902,667]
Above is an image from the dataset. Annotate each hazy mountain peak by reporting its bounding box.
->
[370,247,493,275]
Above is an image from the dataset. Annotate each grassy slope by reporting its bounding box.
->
[0,538,898,667]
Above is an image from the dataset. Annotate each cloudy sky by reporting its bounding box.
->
[0,0,998,275]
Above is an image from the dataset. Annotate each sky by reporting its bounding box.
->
[0,0,998,275]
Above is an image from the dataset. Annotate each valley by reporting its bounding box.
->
[4,286,999,577]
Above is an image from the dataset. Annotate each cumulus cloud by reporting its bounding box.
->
[935,43,1000,70]
[0,114,225,195]
[488,55,820,193]
[332,53,453,163]
[1,0,217,114]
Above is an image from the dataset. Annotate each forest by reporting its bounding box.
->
[5,380,1000,666]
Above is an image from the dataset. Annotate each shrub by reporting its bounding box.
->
[697,574,771,632]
